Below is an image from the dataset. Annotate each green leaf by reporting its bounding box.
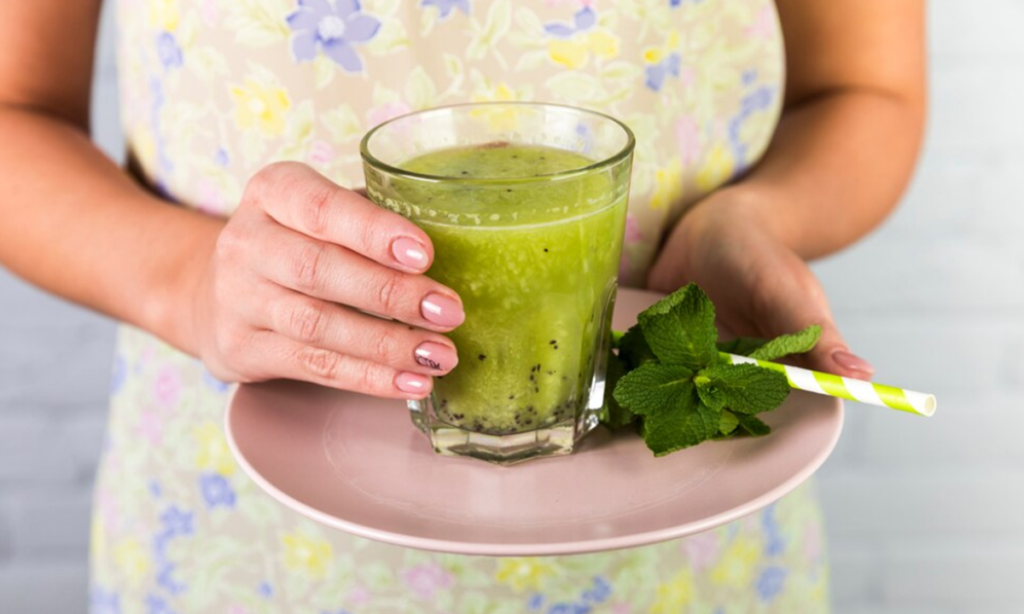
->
[617,325,656,369]
[599,353,636,430]
[613,363,694,416]
[638,391,721,457]
[697,363,790,415]
[749,325,823,361]
[735,414,771,436]
[694,375,726,411]
[716,336,769,357]
[637,284,718,370]
[613,363,719,456]
[718,409,740,435]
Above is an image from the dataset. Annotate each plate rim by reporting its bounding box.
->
[224,384,844,556]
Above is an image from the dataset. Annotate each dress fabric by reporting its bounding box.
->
[89,1,831,612]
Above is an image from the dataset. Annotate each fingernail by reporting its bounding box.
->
[832,350,875,376]
[421,293,465,327]
[391,237,429,271]
[414,342,458,372]
[395,371,431,394]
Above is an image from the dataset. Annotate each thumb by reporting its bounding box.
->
[763,280,875,381]
[800,319,875,381]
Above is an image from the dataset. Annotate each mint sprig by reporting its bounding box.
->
[600,283,820,457]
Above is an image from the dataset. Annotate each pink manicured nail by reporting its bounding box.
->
[421,293,465,328]
[415,342,458,372]
[391,237,429,270]
[395,371,431,394]
[832,350,875,376]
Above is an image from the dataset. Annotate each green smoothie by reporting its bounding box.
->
[371,143,628,436]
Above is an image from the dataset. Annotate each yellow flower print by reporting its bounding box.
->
[114,538,151,586]
[695,143,735,192]
[282,531,333,578]
[710,535,760,587]
[494,557,558,592]
[229,79,292,137]
[470,82,527,132]
[651,158,683,210]
[649,568,694,613]
[548,31,620,70]
[192,422,236,476]
[148,0,180,32]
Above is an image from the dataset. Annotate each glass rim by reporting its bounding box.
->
[359,101,636,185]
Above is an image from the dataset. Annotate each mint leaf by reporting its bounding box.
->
[719,409,739,435]
[639,397,720,456]
[617,325,657,369]
[749,325,822,361]
[697,363,790,415]
[637,284,718,370]
[716,337,769,357]
[735,414,770,436]
[613,363,694,415]
[613,363,718,456]
[694,375,726,411]
[599,353,636,430]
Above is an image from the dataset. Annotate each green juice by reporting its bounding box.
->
[371,143,628,436]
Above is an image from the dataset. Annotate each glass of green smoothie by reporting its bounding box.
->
[361,102,634,465]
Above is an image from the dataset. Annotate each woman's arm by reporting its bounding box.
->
[0,1,465,398]
[0,0,222,351]
[737,0,927,258]
[648,0,926,377]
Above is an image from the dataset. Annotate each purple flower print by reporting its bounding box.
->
[756,566,787,601]
[257,581,274,598]
[421,0,470,20]
[528,593,545,611]
[544,6,596,38]
[159,505,195,537]
[90,586,122,614]
[286,0,381,73]
[157,32,183,70]
[199,472,237,509]
[581,576,612,604]
[146,593,179,614]
[644,53,682,92]
[402,562,454,600]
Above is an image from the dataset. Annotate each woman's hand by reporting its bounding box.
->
[647,188,875,380]
[185,162,464,399]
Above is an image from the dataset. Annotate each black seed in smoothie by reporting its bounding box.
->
[534,386,540,393]
[549,340,557,345]
[547,370,554,375]
[506,189,512,193]
[460,170,469,175]
[508,394,515,400]
[543,248,549,253]
[478,354,486,361]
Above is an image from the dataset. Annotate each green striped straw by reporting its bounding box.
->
[721,353,936,417]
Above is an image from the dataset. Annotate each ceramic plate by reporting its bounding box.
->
[225,288,843,556]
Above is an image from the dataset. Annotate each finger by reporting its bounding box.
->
[248,222,465,331]
[253,283,459,375]
[757,264,875,381]
[247,161,434,274]
[244,330,434,400]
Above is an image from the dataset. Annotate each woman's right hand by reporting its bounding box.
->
[187,161,464,400]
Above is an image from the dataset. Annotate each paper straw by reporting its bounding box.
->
[721,352,936,418]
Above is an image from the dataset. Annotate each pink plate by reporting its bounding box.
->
[224,288,843,556]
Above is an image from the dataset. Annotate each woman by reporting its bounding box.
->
[0,0,924,611]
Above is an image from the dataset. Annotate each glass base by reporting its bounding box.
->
[409,399,603,465]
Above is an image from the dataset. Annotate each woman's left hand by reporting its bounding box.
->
[646,188,875,380]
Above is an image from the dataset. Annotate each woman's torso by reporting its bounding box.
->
[88,2,831,613]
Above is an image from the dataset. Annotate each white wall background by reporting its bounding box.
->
[1,1,1020,612]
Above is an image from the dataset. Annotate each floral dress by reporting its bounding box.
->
[89,1,831,612]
